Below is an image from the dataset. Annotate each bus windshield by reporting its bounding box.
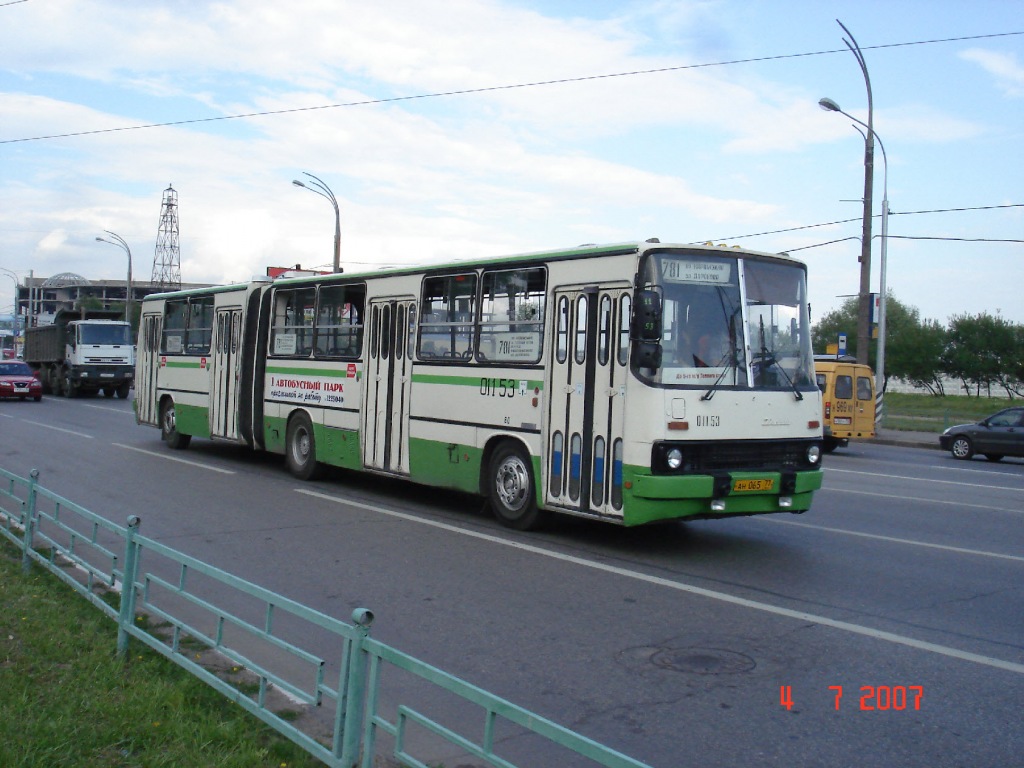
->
[634,251,816,393]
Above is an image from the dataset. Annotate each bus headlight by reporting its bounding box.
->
[666,447,683,470]
[806,444,822,465]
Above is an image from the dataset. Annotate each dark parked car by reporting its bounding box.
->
[0,360,43,401]
[939,407,1024,461]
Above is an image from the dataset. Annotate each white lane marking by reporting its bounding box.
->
[758,518,1024,562]
[78,402,131,414]
[823,486,1023,516]
[297,488,1024,676]
[826,466,1024,493]
[115,443,236,474]
[20,420,94,439]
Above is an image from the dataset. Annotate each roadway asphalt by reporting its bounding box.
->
[872,427,941,450]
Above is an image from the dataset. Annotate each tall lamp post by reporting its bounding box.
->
[96,231,134,324]
[818,96,889,423]
[292,172,342,274]
[1,267,20,353]
[820,21,875,370]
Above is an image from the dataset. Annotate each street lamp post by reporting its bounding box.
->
[818,96,889,423]
[292,172,342,274]
[95,231,134,324]
[820,21,875,369]
[1,268,20,351]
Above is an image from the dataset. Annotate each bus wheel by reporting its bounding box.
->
[488,442,545,531]
[160,399,191,450]
[286,413,321,480]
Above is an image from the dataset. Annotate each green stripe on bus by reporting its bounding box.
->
[164,360,203,369]
[266,365,358,379]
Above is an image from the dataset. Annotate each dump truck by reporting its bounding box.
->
[23,308,135,398]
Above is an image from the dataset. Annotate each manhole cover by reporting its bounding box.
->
[652,647,756,675]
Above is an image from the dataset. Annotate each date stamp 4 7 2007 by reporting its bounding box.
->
[780,685,923,711]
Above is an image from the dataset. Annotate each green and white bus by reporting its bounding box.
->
[135,240,824,530]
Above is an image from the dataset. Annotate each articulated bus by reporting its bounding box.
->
[135,240,824,530]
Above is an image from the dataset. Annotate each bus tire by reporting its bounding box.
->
[160,398,191,450]
[286,412,321,480]
[488,442,545,531]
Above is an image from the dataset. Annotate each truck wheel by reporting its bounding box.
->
[103,388,116,398]
[160,399,191,450]
[62,371,77,398]
[488,442,546,531]
[116,382,131,399]
[286,412,321,480]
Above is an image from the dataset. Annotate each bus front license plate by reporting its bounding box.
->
[733,479,774,492]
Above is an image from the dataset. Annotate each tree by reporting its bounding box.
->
[941,313,1018,397]
[880,297,945,395]
[811,297,858,359]
[893,318,947,395]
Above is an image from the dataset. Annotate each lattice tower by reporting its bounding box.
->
[151,185,181,290]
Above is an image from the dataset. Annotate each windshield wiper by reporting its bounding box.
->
[701,307,742,401]
[753,316,803,401]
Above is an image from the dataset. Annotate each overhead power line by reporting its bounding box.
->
[705,204,1024,243]
[2,30,1022,145]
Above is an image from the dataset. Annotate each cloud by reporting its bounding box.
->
[959,48,1024,97]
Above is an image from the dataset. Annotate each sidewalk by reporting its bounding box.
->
[871,427,940,450]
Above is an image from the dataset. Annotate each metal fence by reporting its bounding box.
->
[0,466,651,768]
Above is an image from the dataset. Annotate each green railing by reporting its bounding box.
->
[0,466,651,768]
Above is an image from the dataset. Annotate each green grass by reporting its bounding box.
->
[0,540,323,768]
[882,392,1015,433]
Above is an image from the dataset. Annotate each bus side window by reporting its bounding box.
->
[162,300,188,354]
[477,267,546,363]
[418,273,477,361]
[315,283,364,358]
[271,287,316,357]
[185,297,214,355]
[815,373,826,393]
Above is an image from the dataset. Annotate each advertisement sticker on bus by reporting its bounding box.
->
[268,374,346,405]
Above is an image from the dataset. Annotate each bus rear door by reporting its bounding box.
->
[210,307,243,440]
[362,297,414,474]
[136,312,162,426]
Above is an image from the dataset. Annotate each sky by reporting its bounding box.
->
[1,0,1022,329]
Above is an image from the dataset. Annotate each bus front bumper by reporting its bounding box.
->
[622,468,824,526]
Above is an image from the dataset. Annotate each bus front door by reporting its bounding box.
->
[545,286,628,519]
[362,298,414,474]
[210,307,242,440]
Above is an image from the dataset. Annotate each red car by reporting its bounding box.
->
[0,360,43,401]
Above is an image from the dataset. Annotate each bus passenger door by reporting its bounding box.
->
[545,286,628,519]
[136,313,163,426]
[362,298,414,474]
[210,307,242,440]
